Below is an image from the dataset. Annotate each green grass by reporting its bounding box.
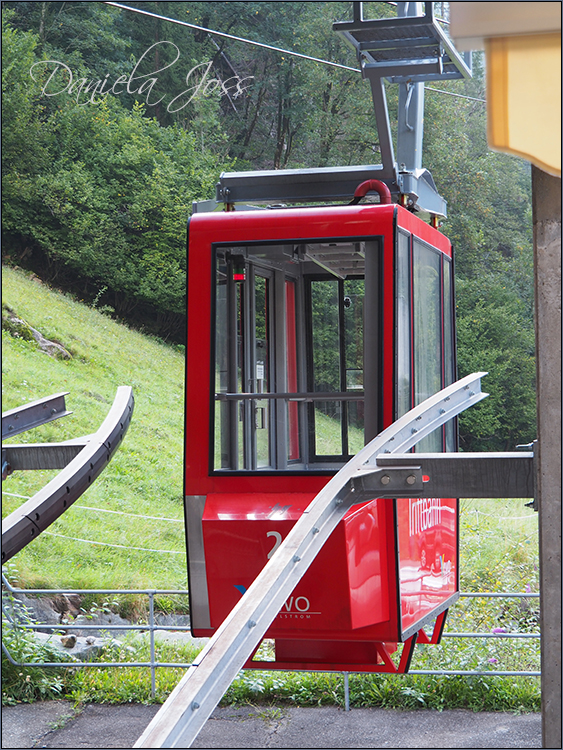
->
[224,670,539,713]
[67,636,202,705]
[459,498,538,594]
[2,265,187,592]
[2,265,540,710]
[314,408,365,456]
[2,597,69,705]
[56,627,540,711]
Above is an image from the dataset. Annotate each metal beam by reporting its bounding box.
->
[135,372,487,749]
[217,391,365,401]
[334,2,471,82]
[215,164,397,205]
[366,75,396,178]
[532,165,562,750]
[397,79,424,173]
[2,393,71,440]
[1,387,134,563]
[2,442,87,471]
[356,452,534,499]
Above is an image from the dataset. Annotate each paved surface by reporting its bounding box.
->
[1,701,542,748]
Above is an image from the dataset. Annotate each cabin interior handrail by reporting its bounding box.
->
[216,391,365,401]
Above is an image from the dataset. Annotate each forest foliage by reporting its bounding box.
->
[2,2,536,450]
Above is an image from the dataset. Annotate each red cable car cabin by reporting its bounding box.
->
[184,201,457,672]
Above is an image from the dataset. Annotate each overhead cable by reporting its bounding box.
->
[75,504,183,523]
[2,491,183,523]
[104,2,486,103]
[45,530,184,554]
[104,2,361,73]
[426,86,486,103]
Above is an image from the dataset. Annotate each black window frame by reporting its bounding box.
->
[209,234,383,475]
[394,231,457,453]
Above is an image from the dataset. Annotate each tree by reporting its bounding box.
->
[1,10,49,175]
[4,1,130,82]
[2,15,227,338]
[456,277,536,450]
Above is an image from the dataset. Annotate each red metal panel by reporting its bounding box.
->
[382,209,396,428]
[196,492,401,643]
[396,205,452,257]
[396,497,458,634]
[271,639,397,671]
[344,500,390,630]
[185,216,213,492]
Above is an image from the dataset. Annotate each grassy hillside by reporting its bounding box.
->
[2,265,186,591]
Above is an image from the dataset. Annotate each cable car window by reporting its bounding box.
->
[396,230,411,419]
[443,257,456,451]
[310,278,343,456]
[215,254,230,468]
[236,281,245,468]
[285,279,300,462]
[212,238,374,473]
[307,276,366,461]
[344,279,365,455]
[413,238,443,452]
[254,273,272,468]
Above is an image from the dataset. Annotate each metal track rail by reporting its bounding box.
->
[1,387,134,563]
[2,392,72,440]
[135,373,488,748]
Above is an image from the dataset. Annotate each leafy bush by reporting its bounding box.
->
[1,592,70,705]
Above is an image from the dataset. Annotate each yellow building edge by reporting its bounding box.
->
[486,33,561,177]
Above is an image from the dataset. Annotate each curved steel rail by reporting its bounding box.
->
[135,372,487,749]
[1,387,134,563]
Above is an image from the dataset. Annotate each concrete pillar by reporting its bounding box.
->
[532,166,561,750]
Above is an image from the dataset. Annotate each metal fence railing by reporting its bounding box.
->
[2,575,541,702]
[2,578,194,699]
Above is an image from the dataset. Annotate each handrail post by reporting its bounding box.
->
[343,672,350,712]
[149,591,156,699]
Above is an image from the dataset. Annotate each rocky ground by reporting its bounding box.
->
[2,590,202,662]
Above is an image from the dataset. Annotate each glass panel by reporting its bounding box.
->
[215,258,229,469]
[237,282,245,468]
[347,402,365,455]
[285,280,300,461]
[443,259,453,387]
[311,279,340,392]
[254,275,270,468]
[413,240,442,452]
[344,278,365,454]
[396,231,411,418]
[443,258,456,451]
[314,401,343,455]
[310,279,342,455]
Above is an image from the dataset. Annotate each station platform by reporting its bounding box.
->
[2,700,541,748]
